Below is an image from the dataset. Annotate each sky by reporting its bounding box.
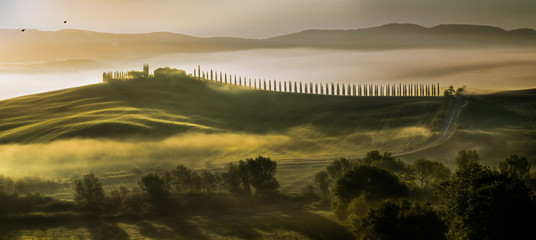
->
[1,0,536,38]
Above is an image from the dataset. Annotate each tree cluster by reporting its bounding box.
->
[317,149,536,240]
[71,155,281,217]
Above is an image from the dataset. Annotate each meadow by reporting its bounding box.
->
[0,70,535,239]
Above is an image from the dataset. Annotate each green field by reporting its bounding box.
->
[0,74,440,176]
[0,74,535,192]
[1,73,535,239]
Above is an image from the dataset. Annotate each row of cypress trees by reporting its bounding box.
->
[194,66,441,97]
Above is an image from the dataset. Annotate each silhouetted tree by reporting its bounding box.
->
[222,162,249,195]
[439,151,536,240]
[498,155,531,182]
[199,169,216,193]
[444,85,455,97]
[349,201,446,240]
[314,171,330,201]
[165,165,193,193]
[325,159,351,182]
[74,173,106,212]
[362,151,410,178]
[333,165,408,220]
[413,159,451,187]
[455,150,480,170]
[138,173,170,213]
[244,156,280,194]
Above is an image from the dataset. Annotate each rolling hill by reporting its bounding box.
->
[1,73,534,163]
[0,73,534,194]
[0,74,441,145]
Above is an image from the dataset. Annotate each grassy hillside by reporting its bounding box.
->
[0,74,441,185]
[0,75,441,145]
[400,89,536,168]
[1,73,534,196]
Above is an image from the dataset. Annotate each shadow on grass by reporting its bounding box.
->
[138,209,353,240]
[0,208,353,239]
[0,213,129,240]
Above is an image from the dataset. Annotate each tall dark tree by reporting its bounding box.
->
[413,159,451,187]
[139,173,170,212]
[222,162,250,195]
[244,156,280,194]
[439,151,536,240]
[349,201,446,240]
[314,171,330,201]
[498,154,531,182]
[455,150,480,170]
[165,165,193,193]
[333,165,408,220]
[74,173,106,212]
[327,158,353,182]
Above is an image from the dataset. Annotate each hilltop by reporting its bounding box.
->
[1,73,535,166]
[0,73,534,196]
[2,23,536,62]
[0,74,441,145]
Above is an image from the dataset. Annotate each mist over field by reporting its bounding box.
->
[0,126,433,178]
[1,19,535,238]
[2,47,536,100]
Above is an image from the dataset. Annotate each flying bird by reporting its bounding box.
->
[21,29,25,32]
[64,21,67,24]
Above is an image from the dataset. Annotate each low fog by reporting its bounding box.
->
[0,125,432,179]
[1,48,535,99]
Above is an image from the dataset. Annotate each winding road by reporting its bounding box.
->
[276,95,466,193]
[394,95,464,156]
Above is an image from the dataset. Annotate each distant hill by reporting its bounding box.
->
[2,23,535,62]
[265,23,536,49]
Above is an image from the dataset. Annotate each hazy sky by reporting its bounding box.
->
[2,0,536,38]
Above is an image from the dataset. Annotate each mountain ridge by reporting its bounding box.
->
[2,23,535,62]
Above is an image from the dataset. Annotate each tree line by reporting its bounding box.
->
[71,155,282,217]
[1,150,534,240]
[194,65,441,96]
[305,150,536,240]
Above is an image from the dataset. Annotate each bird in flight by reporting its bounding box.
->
[64,21,67,24]
[21,29,25,32]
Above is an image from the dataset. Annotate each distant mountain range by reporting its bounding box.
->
[1,23,535,62]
